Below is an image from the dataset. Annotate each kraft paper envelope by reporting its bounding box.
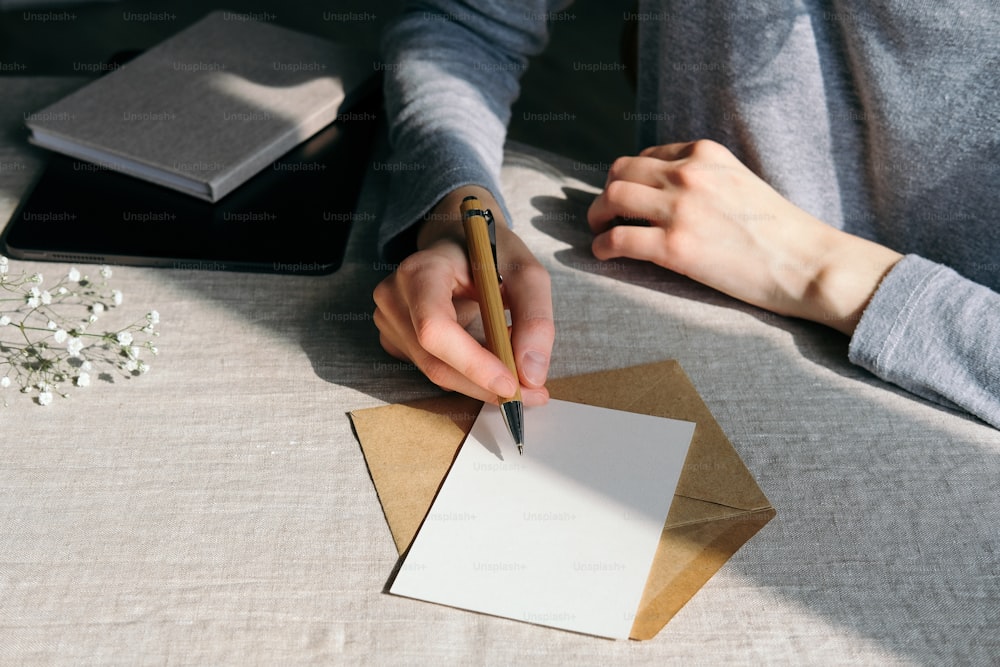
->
[349,360,775,640]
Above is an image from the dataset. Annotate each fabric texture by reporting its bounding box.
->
[2,78,999,665]
[377,0,1000,427]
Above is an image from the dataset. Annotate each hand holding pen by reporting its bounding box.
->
[373,185,554,413]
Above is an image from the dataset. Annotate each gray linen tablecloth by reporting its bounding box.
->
[1,78,998,666]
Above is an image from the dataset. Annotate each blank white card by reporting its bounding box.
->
[389,399,695,639]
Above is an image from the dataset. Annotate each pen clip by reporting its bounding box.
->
[462,202,504,285]
[484,209,502,286]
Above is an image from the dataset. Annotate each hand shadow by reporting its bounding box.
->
[531,186,724,300]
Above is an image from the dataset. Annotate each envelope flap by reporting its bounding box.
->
[545,360,770,512]
[350,395,481,553]
[665,495,761,528]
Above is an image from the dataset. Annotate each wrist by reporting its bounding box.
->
[418,185,505,250]
[801,228,903,335]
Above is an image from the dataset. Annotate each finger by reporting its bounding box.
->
[374,309,407,359]
[605,155,674,189]
[380,261,512,398]
[592,224,674,267]
[454,297,481,330]
[502,263,554,389]
[520,385,550,407]
[409,347,511,404]
[409,345,549,406]
[638,141,698,161]
[372,288,412,358]
[405,274,519,399]
[380,296,512,403]
[588,180,674,234]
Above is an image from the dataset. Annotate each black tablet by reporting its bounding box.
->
[2,82,381,275]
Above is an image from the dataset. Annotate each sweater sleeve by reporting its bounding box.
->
[377,0,568,261]
[849,255,1000,429]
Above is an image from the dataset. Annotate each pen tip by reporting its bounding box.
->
[518,444,523,456]
[499,400,524,456]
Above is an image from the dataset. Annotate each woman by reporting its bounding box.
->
[372,1,1000,428]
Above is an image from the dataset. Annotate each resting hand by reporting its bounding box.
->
[588,140,902,334]
[374,185,553,405]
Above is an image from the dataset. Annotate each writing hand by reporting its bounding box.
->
[374,185,553,404]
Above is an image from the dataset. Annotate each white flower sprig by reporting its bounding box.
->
[0,256,160,406]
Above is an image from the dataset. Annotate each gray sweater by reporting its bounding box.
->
[378,0,1000,428]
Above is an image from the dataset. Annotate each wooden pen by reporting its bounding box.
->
[460,195,524,453]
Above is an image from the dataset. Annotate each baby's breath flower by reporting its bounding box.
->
[66,337,84,357]
[36,383,54,405]
[1,258,158,406]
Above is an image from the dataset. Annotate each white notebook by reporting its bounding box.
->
[25,11,376,202]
